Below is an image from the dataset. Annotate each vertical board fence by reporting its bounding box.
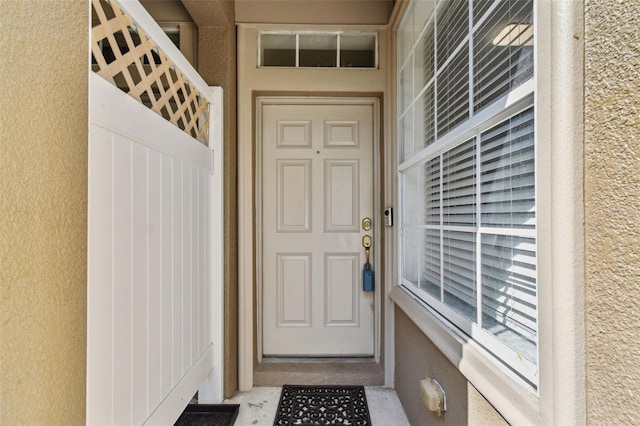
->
[87,1,224,424]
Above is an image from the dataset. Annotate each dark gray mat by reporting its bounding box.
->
[273,385,371,425]
[174,404,239,426]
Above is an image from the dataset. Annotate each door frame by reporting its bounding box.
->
[252,95,383,365]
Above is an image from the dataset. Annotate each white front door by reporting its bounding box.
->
[262,100,375,356]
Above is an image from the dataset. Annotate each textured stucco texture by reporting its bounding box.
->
[394,307,507,426]
[0,1,88,424]
[190,0,239,399]
[584,0,640,424]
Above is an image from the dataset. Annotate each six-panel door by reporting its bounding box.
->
[262,103,375,356]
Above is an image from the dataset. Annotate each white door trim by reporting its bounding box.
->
[239,96,382,388]
[258,97,380,360]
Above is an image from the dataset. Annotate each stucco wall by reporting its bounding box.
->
[0,1,88,424]
[235,0,393,25]
[394,307,507,426]
[584,0,640,423]
[191,1,239,399]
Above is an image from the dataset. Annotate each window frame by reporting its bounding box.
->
[257,30,379,69]
[397,0,538,388]
[390,0,586,424]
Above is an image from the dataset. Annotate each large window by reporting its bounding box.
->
[397,0,537,388]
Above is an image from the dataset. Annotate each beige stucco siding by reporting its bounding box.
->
[195,11,239,400]
[0,1,88,424]
[235,0,393,25]
[584,0,640,423]
[394,307,508,426]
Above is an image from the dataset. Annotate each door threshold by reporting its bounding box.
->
[261,357,375,364]
[254,358,384,387]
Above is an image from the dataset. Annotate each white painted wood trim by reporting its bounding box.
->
[258,98,379,358]
[238,96,254,391]
[383,72,397,387]
[198,87,225,403]
[536,1,586,424]
[255,99,264,364]
[244,97,383,381]
[372,98,382,363]
[143,345,215,425]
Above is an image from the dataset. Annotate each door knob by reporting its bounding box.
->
[362,235,372,264]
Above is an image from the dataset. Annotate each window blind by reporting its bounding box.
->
[473,0,533,112]
[398,0,537,386]
[436,0,469,69]
[422,229,441,298]
[443,138,476,226]
[481,234,537,363]
[443,231,477,321]
[421,86,436,150]
[480,107,535,229]
[480,107,537,363]
[420,22,435,89]
[424,157,441,225]
[437,46,470,137]
[473,0,494,25]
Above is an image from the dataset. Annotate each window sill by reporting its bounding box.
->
[389,285,541,425]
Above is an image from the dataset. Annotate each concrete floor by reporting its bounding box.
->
[225,386,410,426]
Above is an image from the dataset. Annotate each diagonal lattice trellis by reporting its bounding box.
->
[91,0,210,145]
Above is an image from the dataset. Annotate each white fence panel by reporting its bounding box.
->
[88,72,222,425]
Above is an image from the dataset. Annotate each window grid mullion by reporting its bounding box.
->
[475,134,483,328]
[410,52,415,157]
[470,0,483,329]
[468,0,475,119]
[295,33,299,68]
[433,10,439,155]
[439,153,444,303]
[336,33,341,69]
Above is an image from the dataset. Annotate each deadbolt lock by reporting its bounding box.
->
[362,217,372,231]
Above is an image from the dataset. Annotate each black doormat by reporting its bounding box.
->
[273,385,371,425]
[174,404,240,426]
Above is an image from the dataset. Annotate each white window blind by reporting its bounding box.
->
[442,138,476,226]
[436,0,469,69]
[473,0,534,112]
[397,0,537,388]
[480,108,535,229]
[437,46,470,137]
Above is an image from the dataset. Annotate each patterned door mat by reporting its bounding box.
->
[273,385,372,425]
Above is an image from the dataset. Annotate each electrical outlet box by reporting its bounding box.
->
[420,378,446,417]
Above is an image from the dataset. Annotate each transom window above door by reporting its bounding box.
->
[259,31,378,68]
